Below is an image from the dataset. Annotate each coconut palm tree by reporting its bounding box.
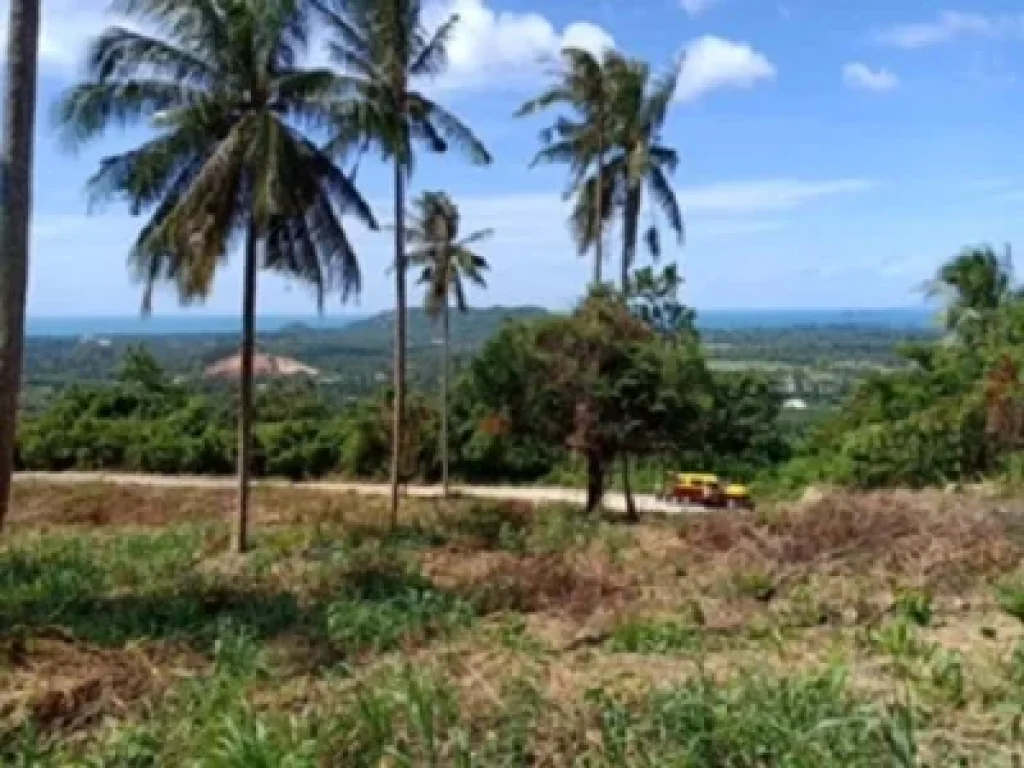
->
[517,46,618,287]
[598,55,684,293]
[0,0,41,535]
[57,0,377,553]
[926,245,1016,335]
[314,0,491,527]
[407,191,491,496]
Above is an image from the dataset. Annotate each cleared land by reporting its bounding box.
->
[3,481,1024,764]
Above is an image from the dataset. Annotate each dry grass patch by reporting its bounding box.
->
[0,634,203,735]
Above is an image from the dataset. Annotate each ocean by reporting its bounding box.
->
[24,308,936,338]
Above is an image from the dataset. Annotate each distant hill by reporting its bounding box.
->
[330,306,551,351]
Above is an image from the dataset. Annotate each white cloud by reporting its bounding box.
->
[876,11,1023,49]
[678,179,874,214]
[424,0,614,91]
[676,36,776,102]
[843,62,899,92]
[2,0,616,93]
[680,0,722,17]
[0,0,113,70]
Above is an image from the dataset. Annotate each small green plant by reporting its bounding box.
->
[784,584,833,627]
[206,710,320,768]
[928,648,967,709]
[607,619,704,654]
[894,588,934,628]
[490,615,548,655]
[869,618,936,681]
[727,568,778,602]
[526,506,594,555]
[996,583,1024,623]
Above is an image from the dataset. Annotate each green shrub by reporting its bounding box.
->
[325,562,474,655]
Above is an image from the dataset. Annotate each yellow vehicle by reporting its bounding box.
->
[658,472,754,510]
[722,482,754,510]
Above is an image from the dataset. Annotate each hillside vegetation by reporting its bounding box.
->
[3,481,1024,764]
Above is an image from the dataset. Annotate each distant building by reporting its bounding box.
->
[204,352,319,380]
[783,397,809,411]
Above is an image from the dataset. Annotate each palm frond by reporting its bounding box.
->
[411,94,492,164]
[515,85,573,117]
[457,228,494,248]
[529,139,582,169]
[310,0,370,55]
[452,272,468,313]
[648,165,684,242]
[85,130,204,214]
[641,55,682,132]
[649,144,679,174]
[411,13,459,77]
[86,26,217,85]
[56,80,208,147]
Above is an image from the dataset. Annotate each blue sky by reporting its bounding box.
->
[5,0,1024,317]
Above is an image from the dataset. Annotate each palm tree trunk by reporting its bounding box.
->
[622,451,638,523]
[621,184,640,294]
[440,294,450,497]
[389,157,407,529]
[0,0,41,535]
[585,448,605,515]
[234,220,258,554]
[594,143,604,287]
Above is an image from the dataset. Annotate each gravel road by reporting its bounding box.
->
[14,471,700,515]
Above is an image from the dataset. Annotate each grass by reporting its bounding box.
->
[3,481,1024,764]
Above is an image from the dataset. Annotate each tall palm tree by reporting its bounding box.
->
[598,55,684,293]
[0,0,41,535]
[57,0,376,553]
[407,191,491,496]
[517,47,618,286]
[927,245,1016,335]
[314,0,491,528]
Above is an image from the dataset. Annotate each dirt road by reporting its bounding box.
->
[13,471,695,514]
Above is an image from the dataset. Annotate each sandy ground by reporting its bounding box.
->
[13,471,699,514]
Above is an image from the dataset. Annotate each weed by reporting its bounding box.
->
[445,500,534,552]
[607,618,705,654]
[784,584,834,627]
[488,615,549,655]
[927,648,967,709]
[726,567,778,602]
[997,582,1024,623]
[325,562,474,656]
[894,588,935,628]
[869,618,931,660]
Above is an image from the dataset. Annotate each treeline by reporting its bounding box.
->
[780,246,1024,491]
[21,312,922,414]
[15,283,789,498]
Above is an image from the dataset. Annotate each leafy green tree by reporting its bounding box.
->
[0,0,41,534]
[57,0,376,552]
[407,191,492,496]
[315,0,492,526]
[517,46,617,286]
